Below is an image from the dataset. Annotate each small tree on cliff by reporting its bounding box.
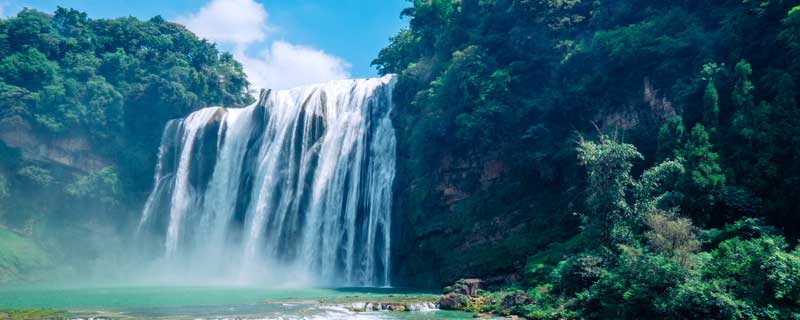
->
[578,134,683,247]
[703,81,720,132]
[680,124,726,223]
[577,134,641,246]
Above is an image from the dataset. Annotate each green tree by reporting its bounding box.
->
[774,73,797,111]
[681,124,725,222]
[65,166,121,208]
[372,29,420,75]
[84,76,123,141]
[732,60,755,112]
[0,48,57,90]
[779,6,800,65]
[702,81,719,131]
[657,116,686,161]
[706,235,800,317]
[577,135,642,246]
[577,135,683,246]
[644,211,700,268]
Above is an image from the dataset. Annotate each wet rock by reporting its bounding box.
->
[446,278,482,296]
[438,292,468,310]
[387,304,406,312]
[500,291,532,310]
[340,300,439,312]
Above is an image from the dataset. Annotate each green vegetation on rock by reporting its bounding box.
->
[377,0,800,318]
[378,0,800,288]
[437,137,800,319]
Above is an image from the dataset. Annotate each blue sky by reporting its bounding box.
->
[0,0,409,89]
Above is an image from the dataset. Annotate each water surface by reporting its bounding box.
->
[0,286,484,319]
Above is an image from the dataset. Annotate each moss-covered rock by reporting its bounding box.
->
[500,291,532,310]
[438,292,468,310]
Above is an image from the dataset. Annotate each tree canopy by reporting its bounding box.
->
[0,7,253,200]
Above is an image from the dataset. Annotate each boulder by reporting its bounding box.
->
[500,291,532,310]
[438,292,467,310]
[386,304,406,312]
[447,278,482,296]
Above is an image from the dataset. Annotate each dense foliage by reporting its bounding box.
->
[378,0,800,236]
[0,8,251,281]
[0,7,251,205]
[375,0,800,318]
[504,138,800,319]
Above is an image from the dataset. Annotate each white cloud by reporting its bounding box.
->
[175,0,268,46]
[175,0,351,91]
[236,41,350,90]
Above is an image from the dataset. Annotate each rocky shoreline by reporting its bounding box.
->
[437,279,532,318]
[310,291,443,314]
[338,301,439,312]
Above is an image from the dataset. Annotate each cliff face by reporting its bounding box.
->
[388,109,578,288]
[0,116,111,174]
[0,117,117,282]
[387,76,679,288]
[0,113,128,252]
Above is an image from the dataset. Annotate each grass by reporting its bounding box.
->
[0,308,71,320]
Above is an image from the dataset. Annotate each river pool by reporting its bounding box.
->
[0,286,489,319]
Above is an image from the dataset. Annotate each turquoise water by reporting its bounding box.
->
[0,286,485,319]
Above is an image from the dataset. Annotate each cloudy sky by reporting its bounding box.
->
[0,0,408,90]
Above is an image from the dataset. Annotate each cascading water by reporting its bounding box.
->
[137,75,396,287]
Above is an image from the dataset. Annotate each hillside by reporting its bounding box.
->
[374,0,800,318]
[0,8,251,281]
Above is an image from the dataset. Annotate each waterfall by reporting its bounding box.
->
[137,75,396,286]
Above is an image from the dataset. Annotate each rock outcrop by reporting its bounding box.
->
[437,278,535,316]
[438,278,483,310]
[338,300,438,312]
[0,116,110,173]
[445,278,483,296]
[500,291,533,310]
[438,292,468,310]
